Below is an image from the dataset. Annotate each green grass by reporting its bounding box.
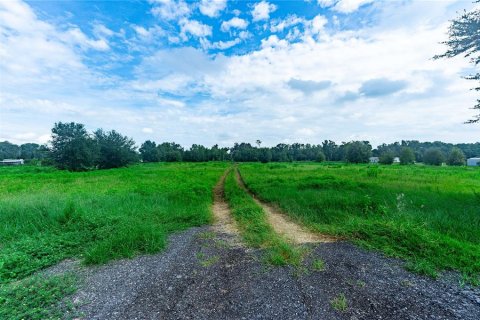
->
[0,162,227,317]
[330,293,348,312]
[238,163,480,282]
[223,169,303,266]
[0,274,77,320]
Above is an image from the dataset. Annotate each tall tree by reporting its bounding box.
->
[139,140,159,162]
[345,141,372,163]
[94,129,138,169]
[435,2,480,123]
[50,122,96,171]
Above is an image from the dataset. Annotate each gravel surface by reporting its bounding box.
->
[59,227,480,320]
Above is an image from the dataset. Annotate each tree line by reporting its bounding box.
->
[0,122,478,171]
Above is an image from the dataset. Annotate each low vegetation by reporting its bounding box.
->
[223,169,303,266]
[0,162,227,317]
[239,163,480,283]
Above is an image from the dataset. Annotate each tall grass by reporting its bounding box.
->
[223,170,303,266]
[0,162,227,282]
[239,163,480,282]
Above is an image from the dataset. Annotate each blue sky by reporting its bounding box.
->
[0,0,478,147]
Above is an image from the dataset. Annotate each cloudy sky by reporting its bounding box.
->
[0,0,478,148]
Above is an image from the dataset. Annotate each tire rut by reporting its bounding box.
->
[234,167,337,244]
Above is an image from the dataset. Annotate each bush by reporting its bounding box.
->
[379,152,395,165]
[400,147,415,165]
[316,151,326,162]
[447,147,466,166]
[423,148,445,166]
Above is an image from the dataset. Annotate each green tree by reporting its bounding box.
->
[447,147,466,166]
[316,151,326,162]
[399,147,415,165]
[0,141,20,160]
[139,140,159,162]
[94,129,138,169]
[423,148,445,166]
[435,3,480,123]
[51,122,96,171]
[379,151,395,165]
[20,143,40,160]
[258,148,272,163]
[345,141,372,163]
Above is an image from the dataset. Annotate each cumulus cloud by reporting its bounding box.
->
[318,0,375,13]
[359,78,408,97]
[221,17,249,32]
[199,0,227,17]
[251,1,277,22]
[150,0,190,21]
[288,79,332,94]
[179,18,212,40]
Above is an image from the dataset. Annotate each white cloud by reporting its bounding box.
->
[179,19,212,40]
[318,0,375,13]
[1,0,479,148]
[142,127,154,133]
[221,17,249,32]
[208,38,242,50]
[199,0,227,18]
[150,0,190,21]
[270,15,305,33]
[251,1,277,22]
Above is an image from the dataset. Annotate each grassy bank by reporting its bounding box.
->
[0,162,227,317]
[223,169,303,266]
[239,163,480,282]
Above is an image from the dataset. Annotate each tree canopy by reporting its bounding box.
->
[436,2,480,123]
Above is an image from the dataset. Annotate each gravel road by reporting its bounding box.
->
[59,226,480,320]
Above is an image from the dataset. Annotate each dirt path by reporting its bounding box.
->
[59,169,479,319]
[211,169,240,241]
[234,168,336,244]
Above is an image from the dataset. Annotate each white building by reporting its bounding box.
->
[393,157,400,163]
[0,159,24,166]
[467,157,480,167]
[369,157,379,164]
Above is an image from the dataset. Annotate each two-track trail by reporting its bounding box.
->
[63,167,480,320]
[234,167,337,244]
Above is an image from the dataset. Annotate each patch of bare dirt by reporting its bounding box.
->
[235,168,337,244]
[211,169,241,241]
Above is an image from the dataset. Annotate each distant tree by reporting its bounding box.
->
[316,151,326,162]
[447,147,466,166]
[20,143,40,160]
[399,147,415,165]
[50,122,96,171]
[345,141,372,163]
[322,140,337,161]
[258,148,272,163]
[379,151,395,165]
[157,142,183,162]
[94,129,138,169]
[0,141,20,160]
[256,140,262,147]
[423,148,445,166]
[435,2,480,123]
[139,140,159,162]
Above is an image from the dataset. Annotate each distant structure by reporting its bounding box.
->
[369,157,379,164]
[467,157,480,166]
[0,159,24,166]
[393,157,400,163]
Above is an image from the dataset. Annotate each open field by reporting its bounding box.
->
[0,163,227,318]
[1,162,480,319]
[239,162,480,282]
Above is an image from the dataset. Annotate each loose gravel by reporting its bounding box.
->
[58,227,480,320]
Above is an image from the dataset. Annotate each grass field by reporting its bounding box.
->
[1,161,479,318]
[0,162,227,318]
[238,162,480,283]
